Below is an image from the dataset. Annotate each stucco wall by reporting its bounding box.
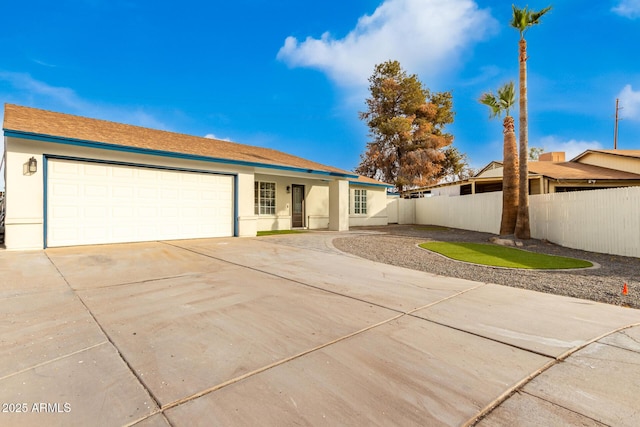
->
[5,136,391,248]
[253,175,388,231]
[577,152,640,174]
[349,185,388,227]
[4,136,255,249]
[253,174,331,231]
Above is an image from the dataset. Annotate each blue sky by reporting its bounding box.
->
[2,0,640,190]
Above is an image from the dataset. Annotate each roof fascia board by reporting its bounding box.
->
[569,150,592,162]
[348,181,394,189]
[4,129,359,179]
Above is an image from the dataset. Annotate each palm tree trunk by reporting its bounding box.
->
[515,38,531,239]
[500,116,519,235]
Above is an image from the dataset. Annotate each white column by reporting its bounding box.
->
[328,179,349,231]
[235,172,257,237]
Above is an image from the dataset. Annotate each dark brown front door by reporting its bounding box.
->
[292,185,305,228]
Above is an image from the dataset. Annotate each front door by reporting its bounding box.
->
[292,185,305,228]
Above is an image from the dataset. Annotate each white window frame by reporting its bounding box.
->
[353,189,367,215]
[254,181,276,215]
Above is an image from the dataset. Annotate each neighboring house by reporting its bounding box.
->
[405,150,640,197]
[2,104,391,250]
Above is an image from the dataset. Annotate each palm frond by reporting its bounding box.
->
[480,81,517,119]
[479,92,502,119]
[530,6,552,25]
[497,81,516,116]
[511,4,552,36]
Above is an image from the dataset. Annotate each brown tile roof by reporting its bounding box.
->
[528,161,640,180]
[3,104,387,186]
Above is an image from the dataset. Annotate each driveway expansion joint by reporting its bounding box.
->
[44,252,166,416]
[8,236,633,425]
[162,240,406,315]
[71,272,210,291]
[124,245,497,422]
[518,390,611,426]
[0,341,109,382]
[154,287,498,419]
[465,322,640,426]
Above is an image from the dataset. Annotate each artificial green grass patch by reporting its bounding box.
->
[419,242,593,269]
[257,230,306,236]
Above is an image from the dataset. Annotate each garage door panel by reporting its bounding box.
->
[113,186,135,198]
[84,184,109,197]
[136,168,160,182]
[84,206,108,218]
[84,164,108,177]
[47,159,234,247]
[49,228,79,247]
[51,182,80,197]
[84,227,109,240]
[51,206,79,220]
[51,161,80,175]
[137,186,158,199]
[112,167,134,178]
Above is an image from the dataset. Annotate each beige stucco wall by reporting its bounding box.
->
[4,136,257,249]
[530,177,543,195]
[349,185,388,227]
[476,166,504,179]
[329,180,349,231]
[5,136,390,248]
[4,143,44,250]
[253,174,331,231]
[253,175,389,232]
[577,152,640,174]
[236,171,258,237]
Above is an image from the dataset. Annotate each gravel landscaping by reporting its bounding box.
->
[333,225,640,310]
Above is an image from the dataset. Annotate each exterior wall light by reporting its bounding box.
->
[286,185,291,194]
[28,157,38,173]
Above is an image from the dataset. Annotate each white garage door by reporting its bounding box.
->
[47,159,234,247]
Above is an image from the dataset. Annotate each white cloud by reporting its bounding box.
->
[277,0,497,87]
[0,71,83,110]
[32,58,57,68]
[204,133,231,141]
[536,136,603,160]
[617,84,640,120]
[0,70,168,130]
[612,0,640,18]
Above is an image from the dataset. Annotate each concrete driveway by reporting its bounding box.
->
[1,232,639,426]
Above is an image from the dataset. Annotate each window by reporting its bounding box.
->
[354,189,367,214]
[254,181,276,215]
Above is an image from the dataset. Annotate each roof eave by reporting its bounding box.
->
[4,129,359,179]
[349,180,394,189]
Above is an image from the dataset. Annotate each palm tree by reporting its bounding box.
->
[480,82,519,235]
[511,5,552,239]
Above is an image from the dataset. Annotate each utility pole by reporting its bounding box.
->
[614,98,620,150]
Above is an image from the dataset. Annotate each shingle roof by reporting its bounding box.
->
[528,161,640,180]
[3,104,387,186]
